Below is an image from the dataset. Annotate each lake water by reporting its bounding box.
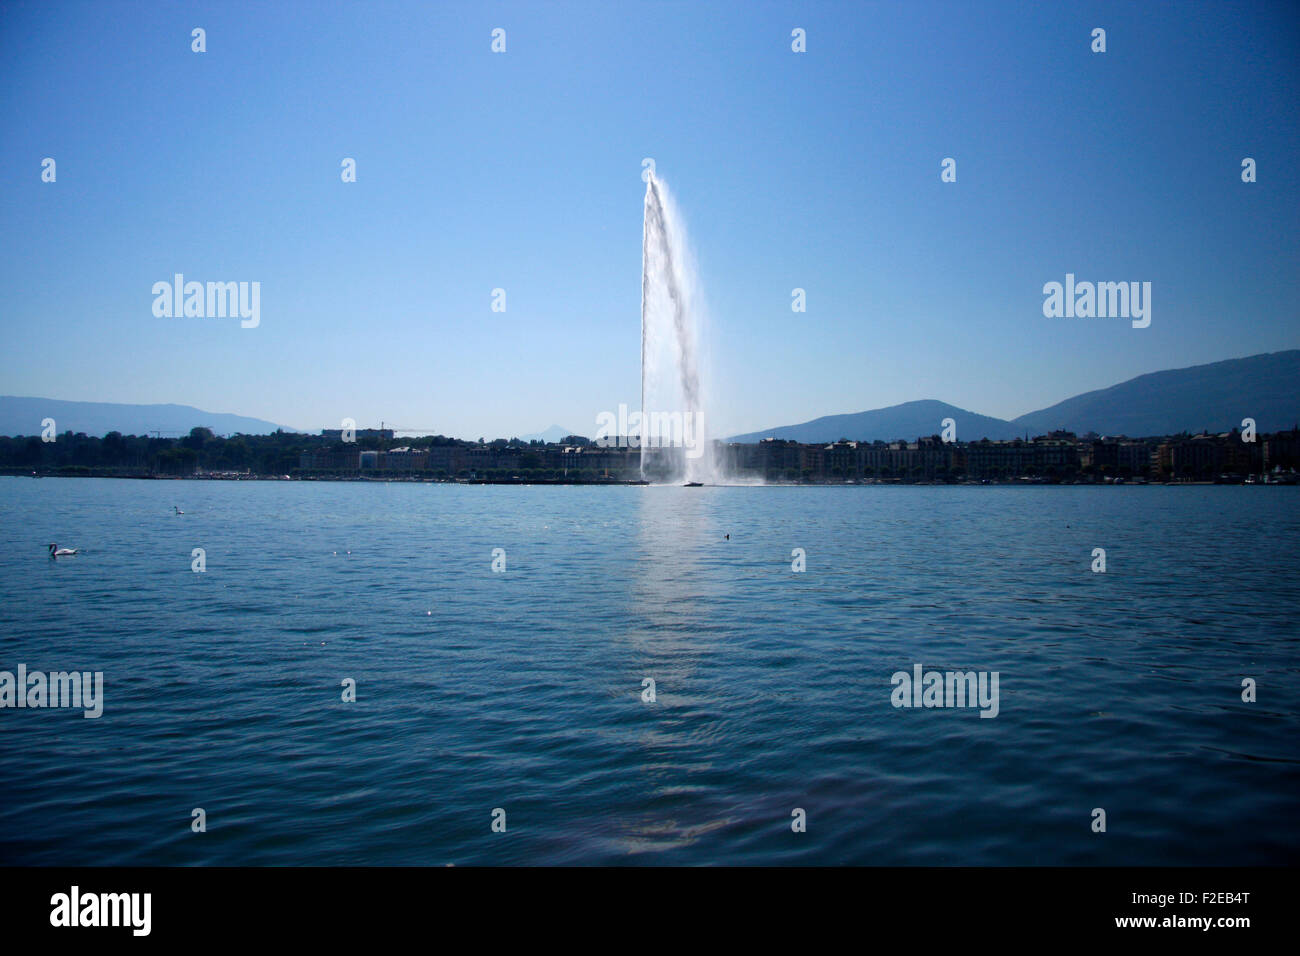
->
[1,478,1297,865]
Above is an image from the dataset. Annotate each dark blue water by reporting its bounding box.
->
[1,478,1297,865]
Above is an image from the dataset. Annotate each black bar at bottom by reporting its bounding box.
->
[0,866,1282,941]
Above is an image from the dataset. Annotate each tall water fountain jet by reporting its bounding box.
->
[640,173,721,484]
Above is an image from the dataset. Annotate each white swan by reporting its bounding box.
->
[48,543,77,556]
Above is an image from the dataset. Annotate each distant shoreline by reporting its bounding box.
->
[6,471,1293,487]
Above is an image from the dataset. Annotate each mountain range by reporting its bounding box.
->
[725,350,1300,443]
[3,351,1296,443]
[0,397,291,438]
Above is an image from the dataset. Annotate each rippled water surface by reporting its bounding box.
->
[1,478,1297,865]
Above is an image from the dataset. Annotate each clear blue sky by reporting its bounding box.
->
[2,0,1297,438]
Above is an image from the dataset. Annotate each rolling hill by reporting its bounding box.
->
[1011,350,1300,437]
[726,399,1023,444]
[0,397,294,438]
[725,351,1300,443]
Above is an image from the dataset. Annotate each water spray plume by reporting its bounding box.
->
[639,173,721,484]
